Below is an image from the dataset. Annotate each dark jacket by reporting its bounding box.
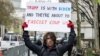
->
[23,29,76,56]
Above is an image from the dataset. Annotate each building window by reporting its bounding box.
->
[81,33,84,39]
[81,12,85,22]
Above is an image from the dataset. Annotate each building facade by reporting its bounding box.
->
[11,0,25,18]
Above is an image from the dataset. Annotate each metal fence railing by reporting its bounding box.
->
[2,45,28,56]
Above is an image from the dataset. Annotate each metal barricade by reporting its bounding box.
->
[2,45,28,56]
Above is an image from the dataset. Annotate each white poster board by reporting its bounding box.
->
[24,2,71,32]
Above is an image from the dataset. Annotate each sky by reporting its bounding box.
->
[21,0,59,8]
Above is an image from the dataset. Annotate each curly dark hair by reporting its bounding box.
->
[43,32,56,47]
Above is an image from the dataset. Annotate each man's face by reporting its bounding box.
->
[46,36,54,48]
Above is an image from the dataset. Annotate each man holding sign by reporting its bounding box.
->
[22,20,76,56]
[22,2,76,56]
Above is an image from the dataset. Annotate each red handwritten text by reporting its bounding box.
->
[27,20,47,24]
[27,6,38,10]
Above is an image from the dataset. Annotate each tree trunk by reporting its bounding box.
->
[76,0,81,48]
[94,1,100,50]
[98,5,100,49]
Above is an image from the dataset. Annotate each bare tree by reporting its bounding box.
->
[71,0,94,27]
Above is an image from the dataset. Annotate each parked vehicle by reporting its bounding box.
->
[1,33,24,48]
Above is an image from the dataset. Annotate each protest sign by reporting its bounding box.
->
[24,2,71,32]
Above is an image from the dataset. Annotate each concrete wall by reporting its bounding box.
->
[82,27,93,39]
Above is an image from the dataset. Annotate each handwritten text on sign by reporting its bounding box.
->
[24,2,71,32]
